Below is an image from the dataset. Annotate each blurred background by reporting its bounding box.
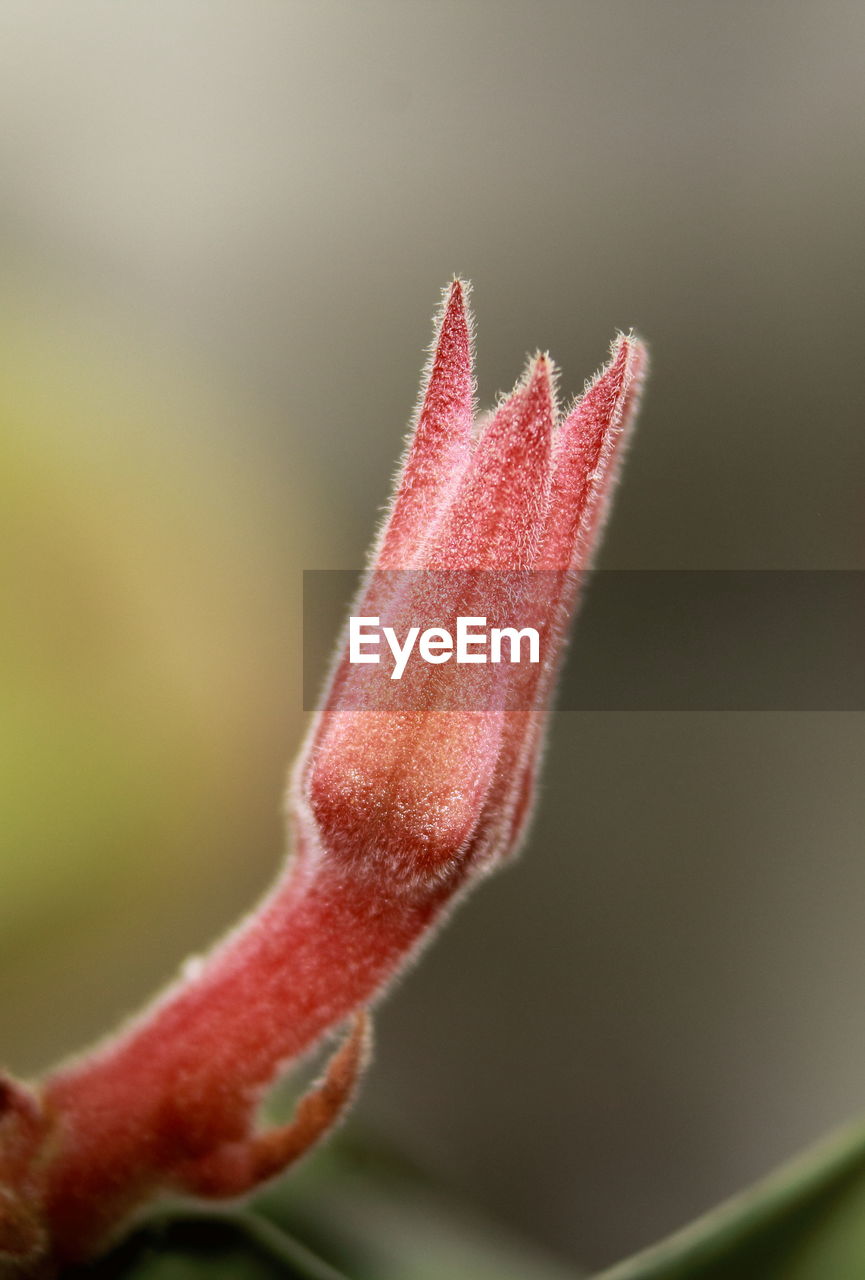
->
[1,2,864,1274]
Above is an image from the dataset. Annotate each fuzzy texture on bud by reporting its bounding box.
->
[0,281,646,1274]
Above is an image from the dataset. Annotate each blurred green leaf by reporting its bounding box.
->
[597,1115,865,1279]
[60,1109,865,1280]
[66,1211,351,1280]
[254,1137,581,1280]
[69,1132,582,1280]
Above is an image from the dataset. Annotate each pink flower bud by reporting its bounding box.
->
[299,281,646,885]
[1,282,646,1272]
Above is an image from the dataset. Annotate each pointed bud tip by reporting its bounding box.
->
[436,278,472,348]
[612,331,649,378]
[443,277,470,319]
[530,350,552,378]
[573,331,648,408]
[523,351,556,417]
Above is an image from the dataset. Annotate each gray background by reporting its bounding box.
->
[1,2,863,1270]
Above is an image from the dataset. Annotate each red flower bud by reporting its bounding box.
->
[0,282,646,1273]
[300,282,645,885]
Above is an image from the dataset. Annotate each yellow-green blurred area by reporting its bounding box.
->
[0,274,319,1069]
[1,2,865,1275]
